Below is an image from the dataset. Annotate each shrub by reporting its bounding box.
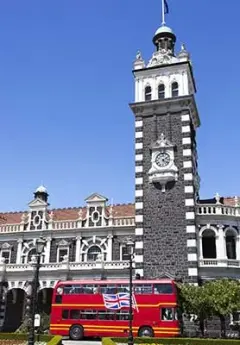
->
[103,337,240,345]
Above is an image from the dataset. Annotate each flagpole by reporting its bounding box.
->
[161,0,165,26]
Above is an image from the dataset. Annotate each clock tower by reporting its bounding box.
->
[130,13,200,282]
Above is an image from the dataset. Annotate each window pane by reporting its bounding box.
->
[99,285,117,294]
[1,251,10,264]
[81,310,97,320]
[161,307,174,321]
[55,295,62,304]
[62,310,69,319]
[87,246,101,261]
[153,283,173,294]
[116,311,129,321]
[134,284,152,294]
[158,84,165,99]
[145,86,152,101]
[122,246,129,261]
[82,284,99,294]
[172,82,179,97]
[59,249,68,262]
[70,309,80,319]
[117,285,129,293]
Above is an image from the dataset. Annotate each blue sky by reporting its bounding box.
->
[0,0,239,211]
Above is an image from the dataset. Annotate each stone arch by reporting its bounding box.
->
[37,288,53,315]
[81,237,108,262]
[225,227,238,260]
[200,226,217,259]
[4,288,26,332]
[21,240,46,264]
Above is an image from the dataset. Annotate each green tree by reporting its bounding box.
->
[178,283,212,336]
[204,279,240,338]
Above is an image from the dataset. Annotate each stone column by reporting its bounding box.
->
[216,225,227,263]
[75,236,82,262]
[16,239,23,264]
[198,235,203,260]
[236,235,240,261]
[44,238,51,263]
[107,234,113,261]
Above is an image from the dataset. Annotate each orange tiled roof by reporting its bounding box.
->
[0,203,135,225]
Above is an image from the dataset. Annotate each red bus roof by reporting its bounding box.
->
[55,279,175,286]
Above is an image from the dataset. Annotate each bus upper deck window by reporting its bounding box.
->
[154,283,173,294]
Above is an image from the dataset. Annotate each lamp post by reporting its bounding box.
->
[28,237,46,345]
[126,238,134,345]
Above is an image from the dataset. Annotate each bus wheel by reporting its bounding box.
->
[69,325,84,340]
[138,326,154,337]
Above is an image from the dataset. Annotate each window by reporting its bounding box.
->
[158,84,165,99]
[87,245,101,261]
[202,229,216,259]
[62,310,69,319]
[161,307,176,321]
[226,231,237,260]
[57,248,69,263]
[1,250,11,264]
[134,284,152,294]
[70,309,80,319]
[116,284,129,293]
[145,86,152,101]
[99,284,117,294]
[55,295,62,304]
[171,82,179,97]
[116,311,129,320]
[153,283,173,294]
[121,246,129,261]
[63,284,99,295]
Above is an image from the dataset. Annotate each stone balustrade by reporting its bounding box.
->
[199,259,240,267]
[197,204,240,217]
[4,260,130,272]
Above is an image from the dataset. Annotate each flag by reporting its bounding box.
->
[103,293,139,312]
[164,0,169,14]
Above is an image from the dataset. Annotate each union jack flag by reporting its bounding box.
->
[103,293,139,312]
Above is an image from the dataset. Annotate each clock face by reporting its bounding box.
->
[155,152,170,167]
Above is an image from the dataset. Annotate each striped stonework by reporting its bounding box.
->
[181,112,199,283]
[135,117,144,278]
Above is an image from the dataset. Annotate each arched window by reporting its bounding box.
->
[171,82,179,97]
[226,230,236,260]
[27,248,37,263]
[145,86,152,101]
[87,245,102,261]
[158,84,165,99]
[202,229,216,259]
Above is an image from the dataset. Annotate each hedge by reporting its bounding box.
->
[0,333,62,345]
[102,337,240,345]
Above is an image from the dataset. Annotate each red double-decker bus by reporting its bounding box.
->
[50,279,180,339]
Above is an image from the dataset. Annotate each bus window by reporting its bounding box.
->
[82,285,99,294]
[63,284,82,294]
[154,283,173,294]
[116,311,129,321]
[62,310,69,319]
[82,310,97,320]
[161,307,175,321]
[70,309,80,319]
[55,295,62,304]
[134,284,152,294]
[99,285,117,294]
[116,285,129,293]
